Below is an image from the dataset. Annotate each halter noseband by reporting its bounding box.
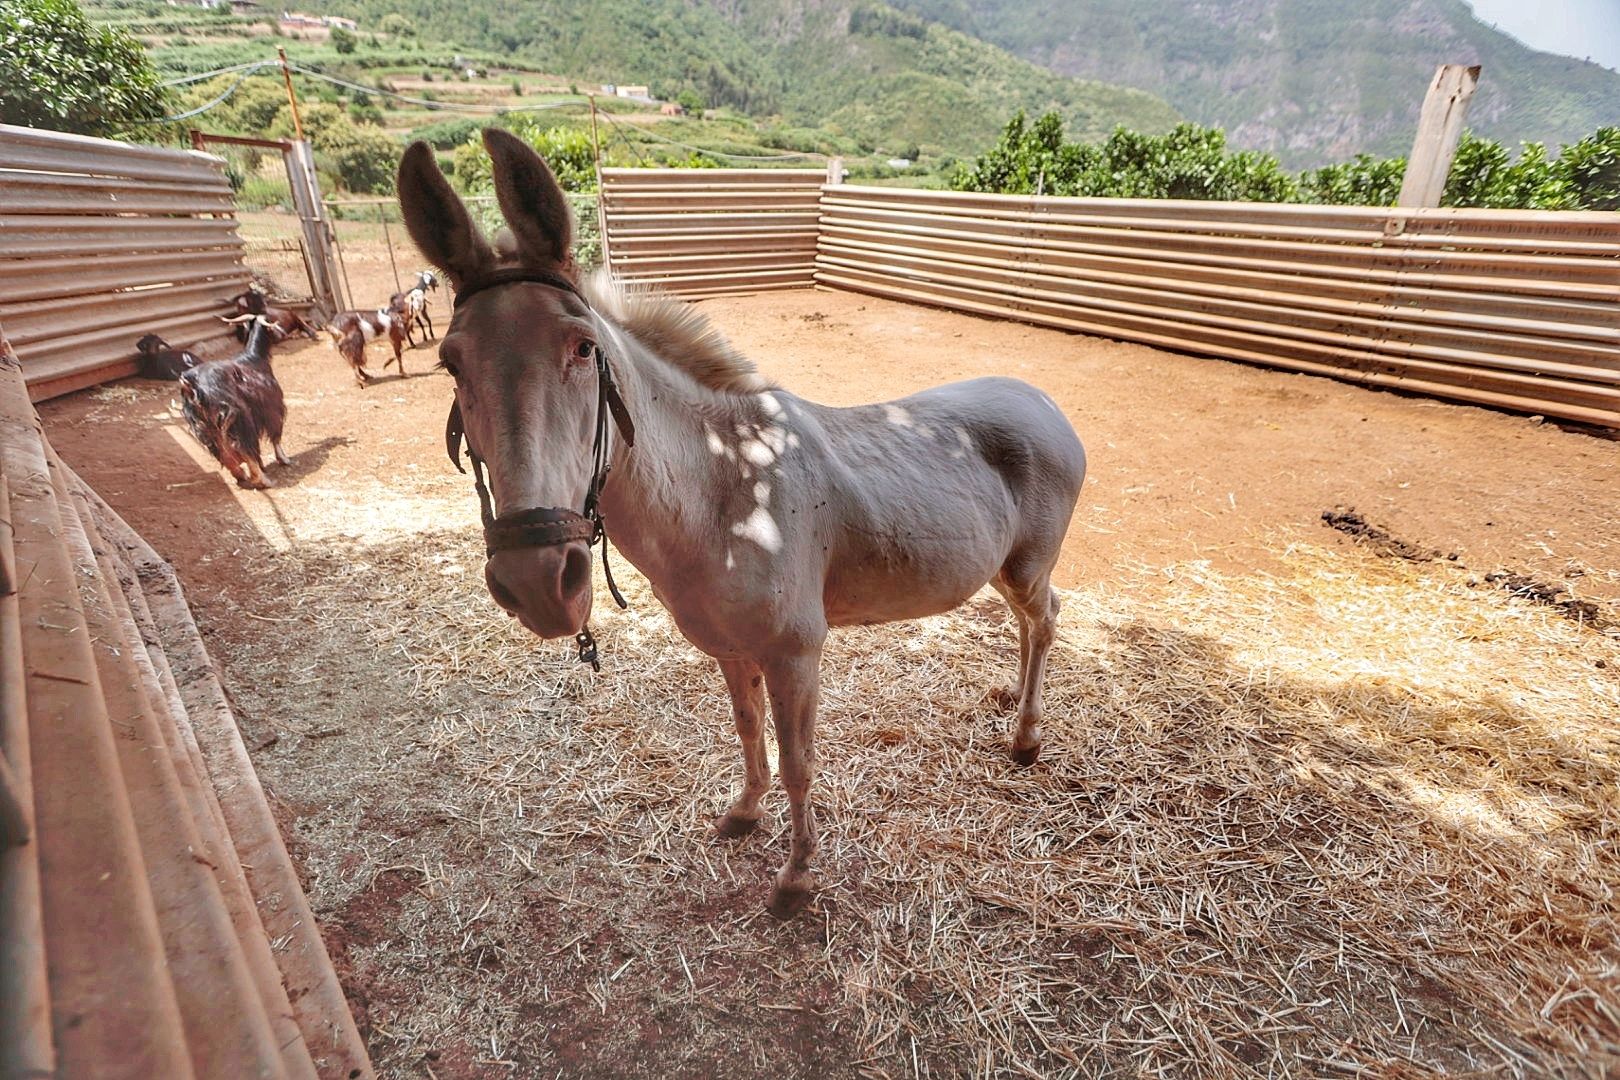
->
[444,268,637,670]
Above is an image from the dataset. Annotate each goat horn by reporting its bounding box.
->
[221,312,258,324]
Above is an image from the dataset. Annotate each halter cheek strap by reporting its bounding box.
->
[444,269,637,670]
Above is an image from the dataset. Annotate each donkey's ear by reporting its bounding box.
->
[397,140,494,290]
[483,127,575,271]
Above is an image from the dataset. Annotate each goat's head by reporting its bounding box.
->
[415,269,440,292]
[135,333,168,356]
[225,289,268,316]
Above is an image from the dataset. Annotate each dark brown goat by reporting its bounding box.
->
[133,334,200,380]
[224,289,319,343]
[324,306,407,387]
[179,315,291,489]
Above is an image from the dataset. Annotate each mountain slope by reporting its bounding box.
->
[305,0,1181,155]
[888,0,1620,167]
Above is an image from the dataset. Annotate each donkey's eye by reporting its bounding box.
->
[575,340,595,360]
[436,358,460,379]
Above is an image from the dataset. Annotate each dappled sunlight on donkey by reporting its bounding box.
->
[396,128,1086,918]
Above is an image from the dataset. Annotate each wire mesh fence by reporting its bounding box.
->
[208,140,316,304]
[321,193,604,314]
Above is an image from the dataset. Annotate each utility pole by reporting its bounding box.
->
[277,47,306,142]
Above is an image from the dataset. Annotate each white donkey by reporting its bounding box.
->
[398,129,1086,918]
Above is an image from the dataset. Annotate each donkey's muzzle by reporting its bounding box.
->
[485,542,594,639]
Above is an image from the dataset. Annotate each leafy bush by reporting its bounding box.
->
[1298,154,1406,206]
[379,13,414,38]
[1559,127,1620,211]
[270,101,401,194]
[954,113,1298,202]
[452,119,597,193]
[957,111,1620,211]
[409,116,482,150]
[331,27,356,54]
[0,0,168,136]
[236,173,293,211]
[348,98,386,126]
[322,123,399,193]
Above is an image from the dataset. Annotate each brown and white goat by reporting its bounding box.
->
[324,306,407,386]
[179,314,291,489]
[387,269,440,346]
[223,288,319,343]
[388,287,433,347]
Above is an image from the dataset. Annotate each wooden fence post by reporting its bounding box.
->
[282,140,345,316]
[1397,64,1481,208]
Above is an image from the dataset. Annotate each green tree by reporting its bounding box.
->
[452,119,597,193]
[1443,132,1579,210]
[1556,126,1620,211]
[1299,154,1406,206]
[676,88,706,114]
[330,26,356,54]
[953,113,1298,202]
[379,12,415,37]
[0,0,168,137]
[271,102,400,193]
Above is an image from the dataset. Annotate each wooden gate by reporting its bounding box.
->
[191,131,347,319]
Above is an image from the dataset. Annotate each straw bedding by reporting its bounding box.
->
[273,527,1618,1077]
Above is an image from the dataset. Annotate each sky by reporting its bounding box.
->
[1464,0,1620,70]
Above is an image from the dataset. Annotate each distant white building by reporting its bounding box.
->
[615,85,651,100]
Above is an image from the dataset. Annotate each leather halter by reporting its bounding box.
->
[443,268,636,669]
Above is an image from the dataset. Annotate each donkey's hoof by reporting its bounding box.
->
[1010,742,1041,767]
[714,812,762,839]
[766,880,816,920]
[985,685,1018,711]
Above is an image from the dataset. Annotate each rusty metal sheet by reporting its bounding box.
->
[0,251,248,304]
[0,125,227,186]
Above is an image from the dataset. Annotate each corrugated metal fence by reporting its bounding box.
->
[814,187,1620,427]
[600,167,826,298]
[0,125,251,402]
[599,171,1618,427]
[0,329,371,1078]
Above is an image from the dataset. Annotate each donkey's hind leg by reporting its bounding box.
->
[715,657,770,838]
[997,559,1060,766]
[987,577,1031,711]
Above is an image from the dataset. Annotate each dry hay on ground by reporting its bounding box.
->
[276,531,1619,1078]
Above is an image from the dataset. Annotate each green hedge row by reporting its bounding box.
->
[954,111,1620,210]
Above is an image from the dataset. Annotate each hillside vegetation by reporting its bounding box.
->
[890,0,1620,168]
[274,0,1182,157]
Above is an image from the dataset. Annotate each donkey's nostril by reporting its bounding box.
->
[485,563,522,614]
[559,544,592,601]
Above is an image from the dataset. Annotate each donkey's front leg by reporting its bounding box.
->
[762,647,823,919]
[715,658,769,838]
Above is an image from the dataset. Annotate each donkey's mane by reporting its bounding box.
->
[581,270,770,396]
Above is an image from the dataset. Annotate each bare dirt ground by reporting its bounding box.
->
[40,277,1620,1078]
